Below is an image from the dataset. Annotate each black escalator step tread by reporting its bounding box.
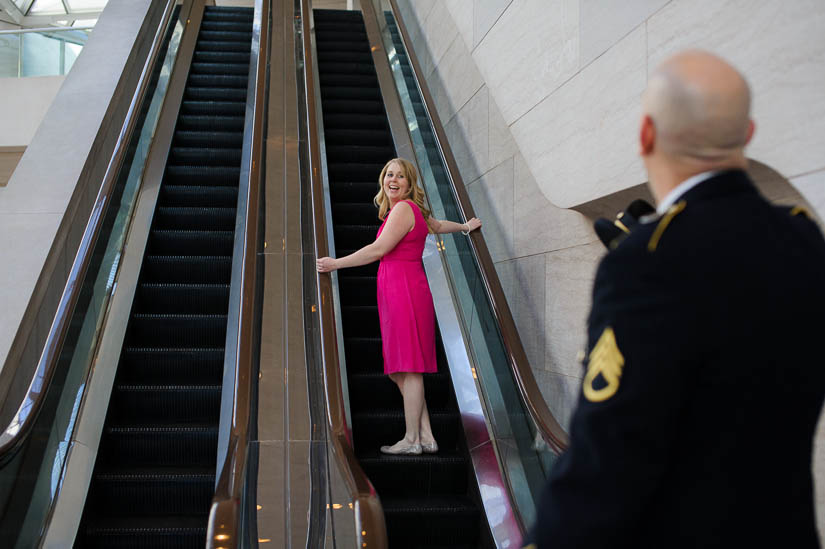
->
[121,348,224,384]
[193,50,250,64]
[159,185,238,207]
[382,496,479,548]
[329,181,382,202]
[181,101,245,116]
[173,130,243,148]
[99,426,218,468]
[333,224,380,247]
[170,146,242,166]
[352,411,460,451]
[324,129,392,147]
[153,207,236,230]
[128,314,228,347]
[90,469,214,515]
[319,73,378,88]
[187,73,248,89]
[135,283,230,314]
[177,114,245,131]
[335,274,376,304]
[315,30,368,42]
[190,62,250,75]
[319,85,381,101]
[198,30,252,42]
[327,162,387,180]
[165,165,241,185]
[342,336,383,372]
[200,20,252,32]
[321,98,384,114]
[316,40,370,52]
[81,515,207,549]
[110,385,222,423]
[143,256,231,283]
[348,372,452,412]
[148,230,234,256]
[185,86,247,101]
[326,144,395,163]
[314,50,372,63]
[196,39,251,53]
[358,452,468,497]
[332,204,381,224]
[341,305,379,337]
[318,62,376,76]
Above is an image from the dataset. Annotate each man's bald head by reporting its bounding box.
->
[642,50,752,165]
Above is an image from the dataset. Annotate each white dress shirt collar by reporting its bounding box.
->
[656,171,720,215]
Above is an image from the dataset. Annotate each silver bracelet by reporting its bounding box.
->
[461,223,470,236]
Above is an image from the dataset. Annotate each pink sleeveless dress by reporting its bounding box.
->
[376,200,437,374]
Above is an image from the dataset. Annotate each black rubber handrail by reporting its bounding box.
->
[0,0,180,464]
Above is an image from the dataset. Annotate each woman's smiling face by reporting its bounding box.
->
[383,161,410,204]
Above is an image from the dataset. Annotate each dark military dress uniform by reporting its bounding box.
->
[530,170,825,548]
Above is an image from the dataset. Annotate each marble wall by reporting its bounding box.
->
[394,0,825,534]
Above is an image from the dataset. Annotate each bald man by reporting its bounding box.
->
[527,51,825,548]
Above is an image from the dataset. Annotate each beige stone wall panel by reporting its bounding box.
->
[466,157,514,262]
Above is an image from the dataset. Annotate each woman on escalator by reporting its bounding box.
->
[316,157,481,455]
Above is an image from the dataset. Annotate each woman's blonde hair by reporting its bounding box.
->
[374,158,432,230]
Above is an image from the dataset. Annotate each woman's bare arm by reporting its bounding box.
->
[316,202,415,272]
[428,216,481,235]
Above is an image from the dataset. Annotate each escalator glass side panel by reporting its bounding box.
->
[313,9,492,549]
[74,7,254,548]
[373,3,560,528]
[0,7,185,548]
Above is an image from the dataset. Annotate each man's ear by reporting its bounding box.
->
[639,115,655,156]
[744,119,755,146]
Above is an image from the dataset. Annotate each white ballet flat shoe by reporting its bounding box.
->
[380,440,422,455]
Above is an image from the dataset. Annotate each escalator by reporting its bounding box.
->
[313,9,491,548]
[74,6,253,547]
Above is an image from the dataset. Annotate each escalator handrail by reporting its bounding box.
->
[299,1,388,547]
[384,0,569,454]
[0,0,179,463]
[206,1,268,547]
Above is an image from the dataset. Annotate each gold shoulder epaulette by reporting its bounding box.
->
[647,200,686,252]
[790,205,811,219]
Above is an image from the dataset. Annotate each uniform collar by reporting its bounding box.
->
[656,171,720,214]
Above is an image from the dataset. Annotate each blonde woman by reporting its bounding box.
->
[317,158,481,454]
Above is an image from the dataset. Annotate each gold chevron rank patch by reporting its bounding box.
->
[583,327,625,402]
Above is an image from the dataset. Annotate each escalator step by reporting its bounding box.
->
[142,256,232,284]
[134,283,230,314]
[190,62,249,76]
[88,470,214,515]
[159,185,238,208]
[358,452,468,497]
[185,86,247,101]
[177,114,245,132]
[193,50,250,65]
[326,144,395,163]
[180,98,245,114]
[314,30,368,42]
[128,314,228,347]
[198,30,252,43]
[340,305,380,338]
[164,165,241,185]
[329,181,381,204]
[98,426,218,468]
[327,162,387,181]
[348,371,453,412]
[154,207,236,230]
[313,50,372,63]
[342,336,383,372]
[351,411,461,453]
[169,146,242,166]
[316,40,371,52]
[120,347,224,385]
[333,274,376,304]
[382,496,479,549]
[319,85,381,101]
[148,229,234,256]
[81,516,207,549]
[187,73,248,89]
[324,128,392,147]
[319,73,378,88]
[200,20,252,32]
[321,99,384,115]
[332,224,380,248]
[173,130,243,148]
[318,62,377,76]
[196,40,251,53]
[110,385,222,423]
[322,113,389,130]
